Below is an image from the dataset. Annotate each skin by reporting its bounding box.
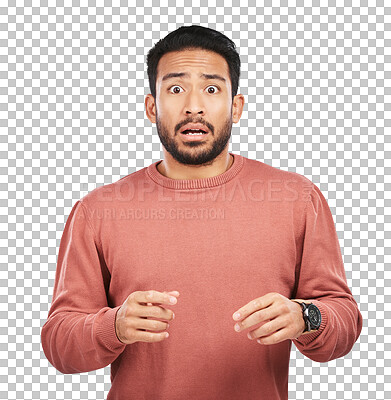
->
[232,293,317,344]
[145,48,245,180]
[140,48,316,345]
[115,290,180,344]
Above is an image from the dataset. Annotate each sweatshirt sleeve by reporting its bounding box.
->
[41,199,127,374]
[291,183,363,363]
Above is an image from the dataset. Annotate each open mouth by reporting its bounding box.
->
[181,129,208,135]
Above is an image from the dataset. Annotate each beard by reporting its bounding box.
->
[155,110,233,166]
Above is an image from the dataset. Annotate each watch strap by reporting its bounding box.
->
[292,300,312,332]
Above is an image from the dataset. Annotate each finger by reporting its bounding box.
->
[233,305,277,332]
[147,291,180,306]
[232,292,276,322]
[256,327,289,345]
[132,329,170,343]
[247,317,286,341]
[136,303,176,322]
[136,290,179,306]
[143,291,180,308]
[135,316,170,333]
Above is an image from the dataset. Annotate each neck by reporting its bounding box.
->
[157,152,234,180]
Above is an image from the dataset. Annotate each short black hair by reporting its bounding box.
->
[146,25,241,100]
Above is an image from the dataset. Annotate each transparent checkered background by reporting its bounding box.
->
[1,0,389,399]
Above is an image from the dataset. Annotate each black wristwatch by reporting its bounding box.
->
[294,301,322,332]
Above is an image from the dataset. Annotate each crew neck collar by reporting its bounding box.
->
[146,153,244,190]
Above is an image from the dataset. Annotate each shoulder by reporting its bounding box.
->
[242,156,314,201]
[79,167,148,211]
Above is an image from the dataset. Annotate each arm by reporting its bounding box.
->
[41,200,126,374]
[291,183,363,362]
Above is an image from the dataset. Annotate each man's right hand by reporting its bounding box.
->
[114,290,179,344]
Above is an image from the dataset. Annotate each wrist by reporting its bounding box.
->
[291,299,322,333]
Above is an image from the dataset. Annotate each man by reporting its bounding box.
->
[41,25,362,399]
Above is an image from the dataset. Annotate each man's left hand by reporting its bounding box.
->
[232,292,311,345]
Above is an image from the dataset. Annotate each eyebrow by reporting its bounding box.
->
[161,72,226,83]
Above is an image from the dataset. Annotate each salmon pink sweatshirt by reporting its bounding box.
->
[41,153,362,400]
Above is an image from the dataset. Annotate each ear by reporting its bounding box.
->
[145,94,156,124]
[232,94,245,123]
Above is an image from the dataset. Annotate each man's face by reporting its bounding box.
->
[148,48,240,166]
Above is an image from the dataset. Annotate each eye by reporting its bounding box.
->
[169,85,184,94]
[206,85,220,94]
[168,85,221,94]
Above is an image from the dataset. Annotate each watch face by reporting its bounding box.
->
[308,304,321,328]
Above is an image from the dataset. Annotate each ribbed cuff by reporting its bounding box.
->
[293,300,328,345]
[96,306,127,351]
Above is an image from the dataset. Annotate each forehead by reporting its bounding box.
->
[156,49,230,83]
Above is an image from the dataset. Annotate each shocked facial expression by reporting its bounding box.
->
[146,48,243,165]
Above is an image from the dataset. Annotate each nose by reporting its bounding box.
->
[184,91,205,115]
[186,110,203,115]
